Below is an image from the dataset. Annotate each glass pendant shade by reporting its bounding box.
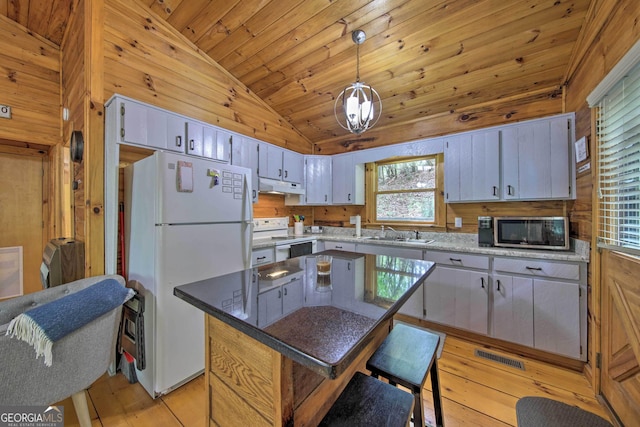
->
[334,30,382,135]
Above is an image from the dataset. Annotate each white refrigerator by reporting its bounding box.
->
[124,151,253,397]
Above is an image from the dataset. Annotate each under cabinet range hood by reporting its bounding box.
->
[258,177,305,195]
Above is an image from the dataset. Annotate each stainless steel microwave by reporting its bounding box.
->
[493,217,569,250]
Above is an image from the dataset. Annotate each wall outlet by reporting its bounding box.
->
[0,105,11,119]
[455,217,462,228]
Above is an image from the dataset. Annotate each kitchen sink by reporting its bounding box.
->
[368,236,435,245]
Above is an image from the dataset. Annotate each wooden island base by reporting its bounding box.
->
[205,315,392,427]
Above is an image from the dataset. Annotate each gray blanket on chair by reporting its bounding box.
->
[6,278,134,366]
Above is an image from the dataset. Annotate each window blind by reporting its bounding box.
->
[597,60,640,254]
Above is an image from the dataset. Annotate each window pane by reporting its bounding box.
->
[377,159,436,191]
[377,191,435,221]
[598,59,640,253]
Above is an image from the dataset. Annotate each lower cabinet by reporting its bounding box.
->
[324,241,356,252]
[491,274,534,347]
[532,278,582,359]
[257,278,304,327]
[424,266,489,335]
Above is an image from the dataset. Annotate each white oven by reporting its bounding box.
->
[253,217,317,261]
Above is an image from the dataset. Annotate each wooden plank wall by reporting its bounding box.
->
[562,0,640,393]
[102,0,313,155]
[61,0,86,244]
[0,15,60,146]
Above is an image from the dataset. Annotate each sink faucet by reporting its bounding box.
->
[385,226,398,238]
[414,230,420,239]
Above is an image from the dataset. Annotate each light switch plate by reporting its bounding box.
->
[455,217,462,228]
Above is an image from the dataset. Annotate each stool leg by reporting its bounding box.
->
[430,360,444,427]
[413,391,424,427]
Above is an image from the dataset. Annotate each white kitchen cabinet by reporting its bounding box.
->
[330,257,365,310]
[424,266,489,335]
[491,274,534,347]
[117,99,185,152]
[258,277,304,326]
[356,243,423,260]
[303,155,332,205]
[324,241,356,252]
[282,279,304,316]
[493,256,586,359]
[533,279,582,359]
[251,247,274,267]
[332,154,364,204]
[201,126,231,162]
[232,136,260,203]
[501,116,573,200]
[258,143,304,183]
[185,120,206,157]
[445,130,500,202]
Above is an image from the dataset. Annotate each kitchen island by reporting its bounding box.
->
[175,250,435,426]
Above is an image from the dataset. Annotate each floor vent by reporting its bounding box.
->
[474,349,525,370]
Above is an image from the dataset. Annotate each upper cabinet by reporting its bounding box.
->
[332,154,364,205]
[501,116,573,200]
[445,130,500,202]
[258,143,304,184]
[114,96,232,163]
[231,137,260,203]
[444,114,575,203]
[304,155,332,205]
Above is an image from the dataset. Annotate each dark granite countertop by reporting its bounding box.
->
[174,250,435,378]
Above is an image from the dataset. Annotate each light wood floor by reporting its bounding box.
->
[56,336,612,426]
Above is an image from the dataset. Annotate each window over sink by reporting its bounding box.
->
[366,154,444,227]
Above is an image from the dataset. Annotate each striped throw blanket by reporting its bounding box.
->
[6,278,134,366]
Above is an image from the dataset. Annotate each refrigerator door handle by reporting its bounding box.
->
[242,171,253,270]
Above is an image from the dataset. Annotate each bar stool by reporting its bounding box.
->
[366,323,444,427]
[319,371,414,427]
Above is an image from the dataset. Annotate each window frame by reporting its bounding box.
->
[365,154,445,229]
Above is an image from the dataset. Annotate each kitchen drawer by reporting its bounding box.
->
[426,251,489,270]
[324,241,356,252]
[252,247,274,266]
[493,257,580,281]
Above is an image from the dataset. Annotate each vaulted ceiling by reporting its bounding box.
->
[2,0,591,146]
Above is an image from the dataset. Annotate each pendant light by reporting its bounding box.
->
[334,30,382,135]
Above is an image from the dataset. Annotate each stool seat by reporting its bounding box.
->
[366,323,444,427]
[319,371,414,427]
[516,397,612,427]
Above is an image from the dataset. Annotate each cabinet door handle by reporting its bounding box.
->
[176,136,182,147]
[284,170,288,178]
[449,257,462,263]
[481,277,485,289]
[284,287,288,296]
[325,194,328,202]
[278,168,282,177]
[507,185,514,196]
[526,266,543,271]
[278,289,282,298]
[347,262,351,271]
[252,189,257,199]
[189,139,195,150]
[257,256,266,261]
[497,279,501,291]
[348,193,351,201]
[493,186,498,196]
[336,245,343,249]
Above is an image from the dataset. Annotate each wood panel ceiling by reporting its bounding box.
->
[1,0,591,148]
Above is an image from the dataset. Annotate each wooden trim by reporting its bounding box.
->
[83,0,105,276]
[395,314,586,371]
[590,107,602,393]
